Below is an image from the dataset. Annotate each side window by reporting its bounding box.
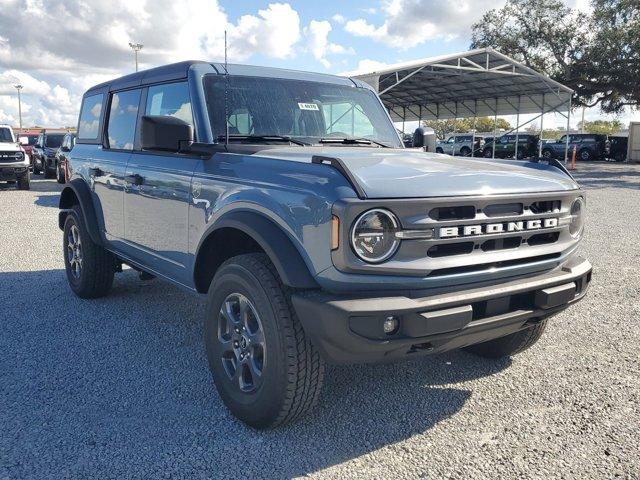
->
[107,89,141,150]
[77,94,104,141]
[146,82,193,125]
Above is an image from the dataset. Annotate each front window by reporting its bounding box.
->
[203,75,401,148]
[26,135,39,146]
[0,128,13,142]
[45,134,64,148]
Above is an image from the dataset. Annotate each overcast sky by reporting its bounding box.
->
[0,0,634,130]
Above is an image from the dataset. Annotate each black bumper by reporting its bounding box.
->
[0,165,28,181]
[292,256,592,365]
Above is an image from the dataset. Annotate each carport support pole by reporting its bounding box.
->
[538,94,545,157]
[564,98,572,164]
[472,100,477,157]
[492,98,498,159]
[514,96,521,160]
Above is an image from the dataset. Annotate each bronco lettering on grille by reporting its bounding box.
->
[439,218,559,238]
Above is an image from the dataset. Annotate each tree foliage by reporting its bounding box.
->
[423,117,512,139]
[471,0,639,113]
[576,119,623,135]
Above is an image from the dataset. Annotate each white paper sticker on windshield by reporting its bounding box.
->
[298,102,319,111]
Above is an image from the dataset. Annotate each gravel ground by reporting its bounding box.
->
[1,163,638,479]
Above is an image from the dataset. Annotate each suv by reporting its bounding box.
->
[54,133,76,183]
[436,134,484,156]
[483,134,540,159]
[32,131,66,177]
[59,61,592,429]
[542,133,609,161]
[0,125,30,189]
[18,132,39,168]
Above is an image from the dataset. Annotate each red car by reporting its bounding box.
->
[17,133,40,169]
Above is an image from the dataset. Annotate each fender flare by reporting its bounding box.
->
[58,178,103,246]
[195,210,319,290]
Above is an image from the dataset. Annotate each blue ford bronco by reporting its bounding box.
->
[59,61,592,428]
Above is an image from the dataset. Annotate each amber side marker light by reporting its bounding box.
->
[331,215,340,250]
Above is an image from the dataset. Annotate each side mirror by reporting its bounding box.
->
[140,115,193,152]
[412,127,425,148]
[19,136,29,145]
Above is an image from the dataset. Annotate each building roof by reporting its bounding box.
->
[352,48,573,121]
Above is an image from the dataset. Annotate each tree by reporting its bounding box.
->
[423,117,511,139]
[471,0,640,113]
[577,119,623,135]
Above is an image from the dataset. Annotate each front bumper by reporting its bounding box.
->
[292,256,592,364]
[0,162,29,181]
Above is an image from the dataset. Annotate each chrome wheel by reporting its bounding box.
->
[218,293,266,393]
[67,224,83,279]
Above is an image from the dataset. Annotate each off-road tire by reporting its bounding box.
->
[33,160,41,175]
[460,146,471,157]
[63,205,115,298]
[56,162,65,184]
[435,147,444,154]
[17,173,30,190]
[43,161,54,179]
[579,149,592,161]
[464,320,547,358]
[541,149,553,159]
[204,253,325,429]
[483,148,493,158]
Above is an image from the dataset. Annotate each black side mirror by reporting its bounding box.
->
[140,115,194,152]
[412,127,425,148]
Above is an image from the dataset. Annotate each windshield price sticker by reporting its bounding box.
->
[298,102,319,111]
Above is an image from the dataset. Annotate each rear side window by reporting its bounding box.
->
[77,94,104,141]
[146,82,193,125]
[107,89,141,150]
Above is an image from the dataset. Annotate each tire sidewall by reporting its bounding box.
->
[204,261,288,426]
[63,209,88,292]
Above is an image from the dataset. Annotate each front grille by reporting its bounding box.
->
[0,151,22,162]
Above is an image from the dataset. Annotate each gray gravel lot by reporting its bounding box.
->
[1,163,639,479]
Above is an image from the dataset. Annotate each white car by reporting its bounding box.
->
[0,124,30,190]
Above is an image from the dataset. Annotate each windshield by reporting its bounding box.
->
[26,135,39,145]
[203,75,402,148]
[0,128,14,143]
[45,134,64,148]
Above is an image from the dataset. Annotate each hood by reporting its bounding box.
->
[0,141,21,152]
[255,147,578,198]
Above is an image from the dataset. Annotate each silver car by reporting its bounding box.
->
[436,134,484,156]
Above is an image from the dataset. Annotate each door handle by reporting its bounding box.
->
[88,167,103,177]
[125,173,144,186]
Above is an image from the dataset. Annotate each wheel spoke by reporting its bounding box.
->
[248,355,263,379]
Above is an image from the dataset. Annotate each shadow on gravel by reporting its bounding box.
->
[572,163,640,190]
[1,268,510,479]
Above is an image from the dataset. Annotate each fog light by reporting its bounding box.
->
[383,316,399,335]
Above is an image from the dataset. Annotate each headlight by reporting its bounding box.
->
[569,197,585,238]
[350,209,400,263]
[15,151,24,160]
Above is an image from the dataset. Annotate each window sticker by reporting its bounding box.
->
[298,102,319,111]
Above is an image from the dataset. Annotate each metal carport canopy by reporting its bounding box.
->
[352,48,573,122]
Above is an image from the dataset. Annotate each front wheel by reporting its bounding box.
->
[17,172,30,190]
[464,320,547,358]
[56,162,65,184]
[63,206,115,298]
[579,149,592,161]
[33,159,42,175]
[459,146,471,156]
[435,147,444,154]
[204,253,325,429]
[542,149,553,159]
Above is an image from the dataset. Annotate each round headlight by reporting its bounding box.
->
[351,209,400,263]
[15,151,24,160]
[569,197,585,238]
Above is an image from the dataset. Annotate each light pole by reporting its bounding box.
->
[128,42,143,72]
[14,84,23,132]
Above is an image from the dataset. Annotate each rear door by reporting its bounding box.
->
[90,88,141,241]
[123,81,199,283]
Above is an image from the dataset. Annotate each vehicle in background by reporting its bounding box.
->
[59,61,591,429]
[608,136,628,162]
[541,133,609,162]
[54,133,76,183]
[16,133,39,168]
[483,134,540,159]
[32,131,66,177]
[0,124,30,190]
[435,134,484,156]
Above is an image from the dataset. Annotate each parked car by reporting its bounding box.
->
[32,131,66,177]
[541,133,609,161]
[483,134,540,159]
[0,124,30,189]
[436,134,484,156]
[59,60,591,429]
[17,133,39,168]
[608,135,628,162]
[54,133,76,183]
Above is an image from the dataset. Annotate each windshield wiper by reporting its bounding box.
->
[319,137,391,148]
[216,134,309,146]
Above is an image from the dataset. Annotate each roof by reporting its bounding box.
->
[351,48,573,121]
[85,60,357,96]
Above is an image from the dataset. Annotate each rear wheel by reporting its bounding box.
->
[56,161,65,183]
[204,253,325,429]
[464,320,547,358]
[435,147,444,154]
[460,146,471,157]
[483,148,493,158]
[63,206,115,298]
[17,172,30,190]
[579,149,592,161]
[516,149,525,160]
[542,149,553,159]
[33,158,42,175]
[43,160,54,179]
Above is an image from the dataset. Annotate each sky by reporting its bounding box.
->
[0,0,635,131]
